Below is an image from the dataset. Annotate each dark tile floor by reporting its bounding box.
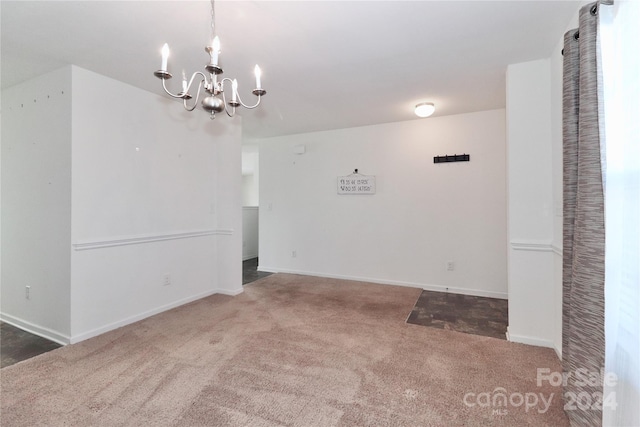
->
[1,259,272,368]
[243,257,272,285]
[406,290,508,340]
[1,322,62,368]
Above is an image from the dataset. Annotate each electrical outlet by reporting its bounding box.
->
[163,274,171,286]
[292,250,297,258]
[447,261,455,271]
[25,286,31,300]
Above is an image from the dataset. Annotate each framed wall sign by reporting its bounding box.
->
[337,170,376,195]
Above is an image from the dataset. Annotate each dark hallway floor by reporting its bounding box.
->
[243,257,272,285]
[0,322,62,368]
[406,290,508,339]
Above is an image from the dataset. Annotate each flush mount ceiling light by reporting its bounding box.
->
[415,102,435,118]
[153,0,266,120]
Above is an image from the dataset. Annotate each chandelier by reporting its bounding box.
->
[153,0,266,119]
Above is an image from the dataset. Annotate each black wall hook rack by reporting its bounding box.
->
[434,154,470,164]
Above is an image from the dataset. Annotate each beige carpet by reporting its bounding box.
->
[0,274,569,426]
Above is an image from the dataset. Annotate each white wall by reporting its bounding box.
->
[242,145,259,206]
[242,207,259,260]
[1,66,243,344]
[506,59,556,349]
[1,67,73,343]
[259,110,507,298]
[69,66,242,342]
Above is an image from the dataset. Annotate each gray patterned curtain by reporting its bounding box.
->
[562,1,606,426]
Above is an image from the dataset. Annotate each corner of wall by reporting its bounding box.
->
[1,67,73,341]
[506,58,556,347]
[216,116,244,295]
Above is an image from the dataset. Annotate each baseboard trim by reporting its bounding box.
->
[215,287,244,297]
[0,313,70,345]
[421,283,507,300]
[72,229,233,251]
[242,254,258,261]
[553,342,562,360]
[69,287,240,344]
[507,327,555,349]
[256,266,508,300]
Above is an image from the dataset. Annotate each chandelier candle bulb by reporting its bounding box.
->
[231,79,238,103]
[254,65,262,89]
[212,36,220,65]
[182,70,187,92]
[161,43,170,71]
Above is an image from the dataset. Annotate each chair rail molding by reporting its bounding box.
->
[72,229,234,251]
[551,244,563,256]
[509,240,554,253]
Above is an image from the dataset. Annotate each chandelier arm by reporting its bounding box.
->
[235,91,263,109]
[224,106,235,117]
[187,72,209,93]
[218,78,236,117]
[218,77,262,110]
[182,72,209,111]
[222,97,236,118]
[161,78,187,99]
[222,99,236,118]
[183,81,205,112]
[162,71,209,102]
[183,98,194,111]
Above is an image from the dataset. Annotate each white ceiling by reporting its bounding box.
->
[1,1,581,139]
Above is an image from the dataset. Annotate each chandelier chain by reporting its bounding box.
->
[210,0,216,40]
